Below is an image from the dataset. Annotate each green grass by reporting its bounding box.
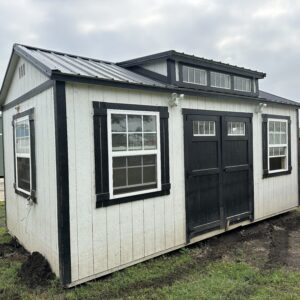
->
[1,202,300,299]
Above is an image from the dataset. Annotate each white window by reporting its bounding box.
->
[228,122,245,136]
[234,76,252,92]
[268,119,288,173]
[182,66,207,86]
[14,116,31,195]
[193,121,215,136]
[107,110,161,199]
[210,72,231,89]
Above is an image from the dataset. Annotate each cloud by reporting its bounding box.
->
[0,0,300,101]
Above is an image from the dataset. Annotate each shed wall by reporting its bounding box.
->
[3,86,59,275]
[141,60,168,76]
[66,83,298,283]
[5,57,48,104]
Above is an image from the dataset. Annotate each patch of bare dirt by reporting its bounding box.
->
[190,211,300,270]
[18,252,55,288]
[0,238,28,262]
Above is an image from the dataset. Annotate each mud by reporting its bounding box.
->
[100,210,300,298]
[0,238,28,262]
[18,252,55,288]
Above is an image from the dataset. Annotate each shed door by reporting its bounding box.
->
[184,112,253,240]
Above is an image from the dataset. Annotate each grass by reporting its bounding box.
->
[1,202,300,299]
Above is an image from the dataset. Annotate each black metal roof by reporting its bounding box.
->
[118,50,266,79]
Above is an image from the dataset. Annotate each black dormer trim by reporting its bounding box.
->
[177,62,259,98]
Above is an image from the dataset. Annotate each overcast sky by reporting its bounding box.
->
[1,0,300,101]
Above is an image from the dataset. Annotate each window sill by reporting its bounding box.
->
[14,187,37,202]
[263,168,292,178]
[96,183,171,208]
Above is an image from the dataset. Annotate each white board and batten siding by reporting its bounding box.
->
[141,60,168,76]
[66,82,299,283]
[3,61,59,275]
[5,57,49,105]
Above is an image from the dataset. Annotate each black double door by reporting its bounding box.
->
[184,110,253,240]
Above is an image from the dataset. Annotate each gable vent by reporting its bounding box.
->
[18,63,25,79]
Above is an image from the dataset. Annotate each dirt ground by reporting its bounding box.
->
[192,210,300,271]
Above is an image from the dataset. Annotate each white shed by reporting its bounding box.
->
[0,44,299,287]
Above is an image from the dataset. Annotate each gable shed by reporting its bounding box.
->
[0,44,299,287]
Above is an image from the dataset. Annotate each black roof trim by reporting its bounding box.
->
[118,50,266,79]
[259,90,300,107]
[52,71,300,108]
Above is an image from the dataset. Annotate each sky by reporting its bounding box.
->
[1,0,300,101]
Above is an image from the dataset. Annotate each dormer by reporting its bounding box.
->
[118,50,266,97]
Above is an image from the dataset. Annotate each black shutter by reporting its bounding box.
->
[288,118,292,172]
[262,115,268,176]
[93,101,171,208]
[262,114,292,178]
[29,112,36,202]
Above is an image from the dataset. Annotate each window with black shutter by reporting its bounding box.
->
[93,102,170,207]
[13,108,36,201]
[262,114,292,178]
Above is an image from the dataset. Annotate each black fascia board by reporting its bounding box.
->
[50,71,300,108]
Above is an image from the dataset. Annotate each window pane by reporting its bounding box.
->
[112,154,157,195]
[281,122,286,133]
[143,155,156,165]
[228,121,245,136]
[16,120,30,155]
[128,156,142,166]
[113,168,126,187]
[144,133,157,149]
[128,167,142,185]
[17,157,30,192]
[269,157,285,171]
[128,133,142,150]
[111,114,126,132]
[113,157,126,168]
[112,134,127,151]
[275,122,280,132]
[182,66,188,82]
[269,121,275,132]
[188,68,194,82]
[143,166,156,183]
[143,116,156,132]
[275,133,280,144]
[195,69,201,84]
[128,115,142,132]
[269,133,274,144]
[281,133,287,144]
[193,121,199,135]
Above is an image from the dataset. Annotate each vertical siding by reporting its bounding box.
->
[3,87,59,275]
[141,60,168,76]
[66,82,298,283]
[5,57,48,104]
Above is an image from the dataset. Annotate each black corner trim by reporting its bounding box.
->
[167,59,176,84]
[12,108,36,202]
[54,81,71,286]
[2,80,54,111]
[297,110,300,206]
[93,101,170,208]
[262,114,292,179]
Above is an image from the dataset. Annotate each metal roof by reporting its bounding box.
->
[259,90,300,107]
[15,44,166,87]
[0,44,299,108]
[118,50,266,79]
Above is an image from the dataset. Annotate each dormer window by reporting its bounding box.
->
[182,66,207,86]
[210,72,231,89]
[234,76,252,92]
